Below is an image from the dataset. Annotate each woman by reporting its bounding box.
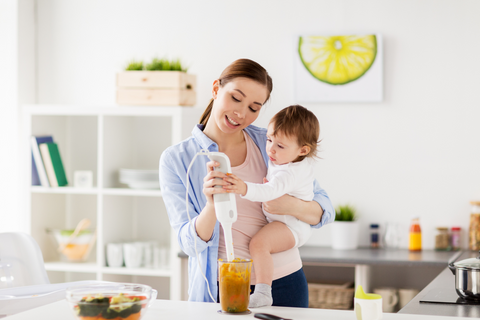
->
[159,59,334,307]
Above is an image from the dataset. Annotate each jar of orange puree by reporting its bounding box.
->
[218,259,252,313]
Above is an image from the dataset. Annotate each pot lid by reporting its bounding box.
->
[454,252,480,269]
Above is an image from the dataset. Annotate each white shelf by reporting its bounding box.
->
[23,104,194,301]
[101,267,171,277]
[31,186,162,197]
[44,262,98,273]
[102,188,162,197]
[44,262,171,277]
[31,186,99,195]
[23,104,197,117]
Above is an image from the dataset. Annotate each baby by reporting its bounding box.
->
[223,104,320,308]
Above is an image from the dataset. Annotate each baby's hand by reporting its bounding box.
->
[223,173,248,196]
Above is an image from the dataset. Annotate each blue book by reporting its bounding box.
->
[31,154,40,185]
[30,135,54,187]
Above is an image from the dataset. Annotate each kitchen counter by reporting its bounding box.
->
[178,247,461,299]
[399,251,480,318]
[4,298,476,320]
[299,246,462,267]
[178,246,461,266]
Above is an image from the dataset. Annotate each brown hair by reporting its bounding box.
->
[270,105,320,162]
[199,59,273,126]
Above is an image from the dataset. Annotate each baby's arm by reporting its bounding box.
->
[223,171,295,202]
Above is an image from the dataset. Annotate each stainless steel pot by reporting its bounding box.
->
[449,251,480,300]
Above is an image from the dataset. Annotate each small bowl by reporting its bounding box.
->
[66,283,157,320]
[46,228,96,262]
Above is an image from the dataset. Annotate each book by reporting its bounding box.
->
[30,136,54,187]
[39,142,68,187]
[31,154,40,185]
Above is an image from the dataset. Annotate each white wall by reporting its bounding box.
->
[34,0,480,249]
[0,0,35,233]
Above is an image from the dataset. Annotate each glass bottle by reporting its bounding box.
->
[434,227,449,251]
[409,216,422,251]
[469,201,480,251]
[451,227,461,251]
[370,224,379,248]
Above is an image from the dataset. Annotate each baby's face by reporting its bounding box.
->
[266,123,308,165]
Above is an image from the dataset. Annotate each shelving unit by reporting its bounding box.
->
[22,104,201,300]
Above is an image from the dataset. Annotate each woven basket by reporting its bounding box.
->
[308,282,355,310]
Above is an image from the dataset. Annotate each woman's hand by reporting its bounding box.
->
[196,160,230,242]
[222,173,247,196]
[203,160,230,205]
[262,178,324,225]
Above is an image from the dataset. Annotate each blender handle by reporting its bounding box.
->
[448,262,456,275]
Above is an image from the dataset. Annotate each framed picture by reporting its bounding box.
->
[294,34,383,102]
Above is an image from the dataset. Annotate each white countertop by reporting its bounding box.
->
[4,299,475,320]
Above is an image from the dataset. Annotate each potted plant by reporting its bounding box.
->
[116,58,196,106]
[331,204,359,250]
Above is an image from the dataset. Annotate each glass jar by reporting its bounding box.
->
[451,227,461,251]
[409,216,422,251]
[434,227,450,251]
[469,201,480,251]
[370,224,379,248]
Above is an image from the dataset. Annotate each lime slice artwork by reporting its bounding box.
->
[298,35,377,85]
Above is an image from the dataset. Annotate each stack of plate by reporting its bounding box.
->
[119,169,160,189]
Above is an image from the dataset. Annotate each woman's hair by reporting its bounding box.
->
[270,105,320,162]
[199,59,273,126]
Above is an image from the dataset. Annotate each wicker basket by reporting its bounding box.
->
[308,282,355,310]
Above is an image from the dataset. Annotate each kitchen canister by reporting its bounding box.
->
[469,201,480,251]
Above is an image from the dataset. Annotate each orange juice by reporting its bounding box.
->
[409,218,422,251]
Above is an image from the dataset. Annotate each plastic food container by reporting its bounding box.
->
[218,259,252,313]
[46,228,96,262]
[66,283,157,320]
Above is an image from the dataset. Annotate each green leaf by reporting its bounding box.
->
[335,204,357,221]
[125,60,144,71]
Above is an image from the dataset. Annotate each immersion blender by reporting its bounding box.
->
[208,152,237,262]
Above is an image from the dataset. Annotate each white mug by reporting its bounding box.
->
[106,243,123,268]
[123,242,143,268]
[140,242,153,268]
[153,246,169,269]
[374,288,398,313]
[398,289,419,309]
[354,297,383,320]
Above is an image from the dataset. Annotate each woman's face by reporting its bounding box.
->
[211,77,269,134]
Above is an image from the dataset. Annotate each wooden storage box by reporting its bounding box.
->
[116,71,196,106]
[308,282,354,310]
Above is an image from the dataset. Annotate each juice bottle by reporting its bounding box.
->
[409,216,422,251]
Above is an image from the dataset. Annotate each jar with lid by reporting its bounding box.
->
[370,224,380,248]
[451,227,461,251]
[409,216,422,251]
[434,227,450,251]
[469,201,480,251]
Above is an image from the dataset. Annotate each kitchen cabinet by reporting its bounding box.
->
[22,104,201,300]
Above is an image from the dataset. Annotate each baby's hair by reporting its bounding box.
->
[270,105,320,162]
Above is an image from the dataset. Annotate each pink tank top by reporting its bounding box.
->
[218,131,302,284]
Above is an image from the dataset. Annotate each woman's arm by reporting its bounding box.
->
[159,150,220,256]
[263,179,335,227]
[263,194,323,225]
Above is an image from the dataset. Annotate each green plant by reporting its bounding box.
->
[125,60,144,71]
[145,58,188,72]
[335,204,357,221]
